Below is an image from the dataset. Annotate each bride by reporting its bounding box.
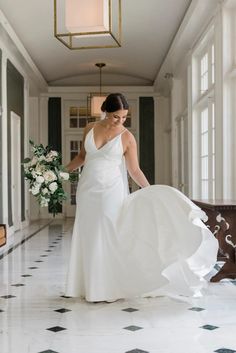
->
[65,93,218,302]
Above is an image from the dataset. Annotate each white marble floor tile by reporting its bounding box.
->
[0,219,236,353]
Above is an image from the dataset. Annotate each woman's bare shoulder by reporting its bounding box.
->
[83,122,96,137]
[123,129,136,143]
[85,122,96,131]
[122,129,136,152]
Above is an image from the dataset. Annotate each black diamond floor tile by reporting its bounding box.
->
[28,267,38,269]
[0,309,4,312]
[54,308,72,313]
[40,255,48,257]
[123,325,143,332]
[21,274,32,277]
[215,349,236,353]
[60,295,72,298]
[122,308,139,313]
[38,350,60,353]
[200,324,219,330]
[11,283,25,287]
[189,307,205,312]
[45,250,52,252]
[49,246,55,248]
[35,260,44,263]
[46,326,66,332]
[126,349,149,353]
[0,295,16,299]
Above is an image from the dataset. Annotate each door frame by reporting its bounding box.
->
[10,111,21,231]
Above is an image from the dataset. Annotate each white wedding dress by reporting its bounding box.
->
[65,127,218,302]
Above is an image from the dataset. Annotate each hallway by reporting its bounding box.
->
[0,221,236,353]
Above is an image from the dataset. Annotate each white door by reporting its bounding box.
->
[65,134,83,217]
[11,112,21,231]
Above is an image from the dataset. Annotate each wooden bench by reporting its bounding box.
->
[193,199,236,282]
[0,224,6,247]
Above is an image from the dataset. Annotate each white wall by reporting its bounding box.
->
[154,96,171,185]
[0,16,47,239]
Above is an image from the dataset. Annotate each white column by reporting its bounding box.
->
[39,96,50,219]
[23,79,30,226]
[29,97,40,220]
[187,61,193,198]
[155,96,171,185]
[171,78,180,188]
[1,53,8,226]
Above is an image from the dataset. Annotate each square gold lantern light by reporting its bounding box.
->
[54,0,122,50]
[87,63,108,119]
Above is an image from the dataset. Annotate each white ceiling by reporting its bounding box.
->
[0,0,192,86]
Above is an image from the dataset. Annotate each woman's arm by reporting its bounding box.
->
[124,133,150,188]
[65,123,93,172]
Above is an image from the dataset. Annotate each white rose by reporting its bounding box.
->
[46,150,58,161]
[31,184,40,195]
[31,171,37,178]
[42,187,49,195]
[39,155,46,161]
[59,172,69,180]
[36,176,45,184]
[40,197,49,207]
[50,150,58,157]
[43,170,57,183]
[46,156,53,162]
[49,182,58,193]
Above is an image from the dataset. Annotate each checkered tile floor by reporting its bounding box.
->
[0,219,236,353]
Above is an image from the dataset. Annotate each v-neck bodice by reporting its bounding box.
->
[91,127,126,151]
[81,127,126,188]
[84,127,125,160]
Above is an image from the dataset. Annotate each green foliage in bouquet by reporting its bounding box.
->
[23,140,76,217]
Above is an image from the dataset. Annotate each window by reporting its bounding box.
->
[211,44,215,84]
[200,108,209,198]
[192,35,215,199]
[200,53,208,94]
[198,43,215,97]
[195,101,215,199]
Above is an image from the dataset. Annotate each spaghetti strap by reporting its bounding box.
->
[120,128,127,135]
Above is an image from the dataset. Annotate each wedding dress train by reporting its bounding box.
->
[65,127,218,302]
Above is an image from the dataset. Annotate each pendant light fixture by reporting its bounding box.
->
[90,63,107,117]
[54,0,122,50]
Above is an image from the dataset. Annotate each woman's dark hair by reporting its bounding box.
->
[101,93,129,113]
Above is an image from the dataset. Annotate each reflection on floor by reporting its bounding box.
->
[0,219,236,353]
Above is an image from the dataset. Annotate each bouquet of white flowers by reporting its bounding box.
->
[23,140,74,216]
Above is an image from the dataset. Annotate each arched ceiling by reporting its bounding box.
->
[0,0,192,86]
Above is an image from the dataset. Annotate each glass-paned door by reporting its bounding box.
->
[65,134,83,217]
